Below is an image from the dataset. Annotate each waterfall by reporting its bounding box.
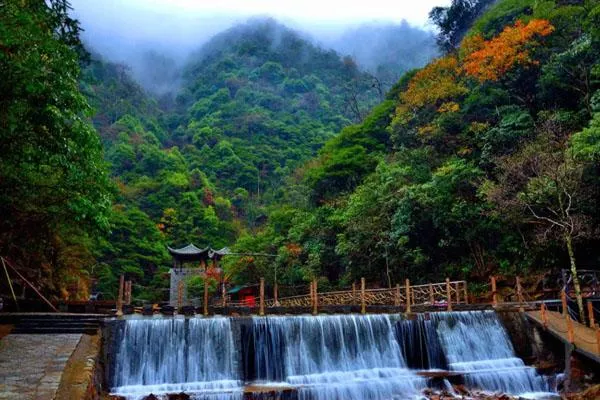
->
[395,315,447,370]
[111,316,242,400]
[431,311,554,397]
[109,311,556,399]
[249,314,425,400]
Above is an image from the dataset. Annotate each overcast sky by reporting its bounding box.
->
[70,0,449,50]
[70,0,449,80]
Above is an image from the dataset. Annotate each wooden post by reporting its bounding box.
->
[127,281,133,305]
[405,279,411,313]
[562,290,574,343]
[274,282,279,306]
[463,281,469,304]
[259,278,265,316]
[352,282,356,304]
[360,277,366,314]
[446,278,452,311]
[491,276,498,307]
[203,279,208,316]
[394,284,400,307]
[596,328,600,355]
[309,281,314,308]
[429,283,434,304]
[177,280,184,309]
[516,276,524,312]
[312,278,318,315]
[117,274,124,316]
[541,302,548,329]
[222,282,227,307]
[455,281,460,304]
[587,301,595,328]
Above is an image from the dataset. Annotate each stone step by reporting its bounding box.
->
[11,326,99,334]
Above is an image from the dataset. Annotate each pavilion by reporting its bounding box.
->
[168,244,229,306]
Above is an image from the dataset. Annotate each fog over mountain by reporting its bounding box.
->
[71,0,446,94]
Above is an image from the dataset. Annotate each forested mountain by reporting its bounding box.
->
[227,0,600,303]
[2,0,599,308]
[77,19,386,299]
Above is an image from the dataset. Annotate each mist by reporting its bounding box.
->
[70,0,449,94]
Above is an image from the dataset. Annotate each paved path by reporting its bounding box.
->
[526,310,600,363]
[0,334,82,400]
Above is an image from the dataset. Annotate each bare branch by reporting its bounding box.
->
[526,204,566,229]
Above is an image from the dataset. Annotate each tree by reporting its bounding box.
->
[487,120,593,321]
[430,0,496,53]
[0,0,111,295]
[462,19,554,82]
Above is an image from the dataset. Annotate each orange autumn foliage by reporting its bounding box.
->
[463,19,554,82]
[401,56,467,110]
[395,56,467,123]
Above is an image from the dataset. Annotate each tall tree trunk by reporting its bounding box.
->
[565,232,585,322]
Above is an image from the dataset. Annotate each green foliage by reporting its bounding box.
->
[236,0,600,290]
[0,0,112,298]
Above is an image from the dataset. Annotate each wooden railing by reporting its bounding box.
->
[211,278,468,316]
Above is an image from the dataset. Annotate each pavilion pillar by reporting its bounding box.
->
[203,279,209,316]
[394,284,400,307]
[178,280,184,309]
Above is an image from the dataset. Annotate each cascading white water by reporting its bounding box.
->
[431,311,555,397]
[111,316,242,400]
[251,314,425,400]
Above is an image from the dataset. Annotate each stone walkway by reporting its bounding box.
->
[0,334,82,400]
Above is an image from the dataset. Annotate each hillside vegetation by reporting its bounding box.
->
[1,0,599,306]
[227,0,600,298]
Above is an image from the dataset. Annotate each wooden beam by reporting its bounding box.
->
[394,284,400,307]
[455,281,460,304]
[1,257,19,311]
[516,276,524,312]
[429,283,434,304]
[446,278,452,311]
[463,281,469,305]
[361,277,366,314]
[117,274,124,316]
[491,276,497,307]
[541,302,548,329]
[2,257,58,313]
[587,301,595,328]
[562,290,574,344]
[273,282,278,306]
[259,277,265,316]
[405,279,411,313]
[312,278,318,315]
